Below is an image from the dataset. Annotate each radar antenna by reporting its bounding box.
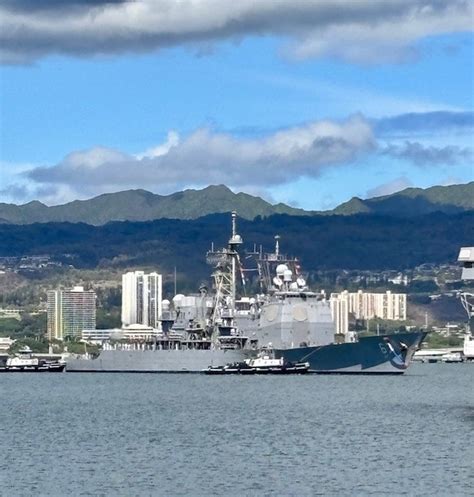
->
[249,235,302,292]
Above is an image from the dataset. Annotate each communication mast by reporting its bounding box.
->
[206,211,243,337]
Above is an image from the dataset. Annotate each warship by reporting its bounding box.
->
[66,212,426,373]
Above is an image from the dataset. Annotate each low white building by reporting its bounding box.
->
[0,309,22,320]
[0,337,15,351]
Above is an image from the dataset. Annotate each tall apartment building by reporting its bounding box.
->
[348,290,407,321]
[121,271,162,329]
[329,290,407,334]
[330,292,349,334]
[47,286,96,340]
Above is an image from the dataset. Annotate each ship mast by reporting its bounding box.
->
[206,211,243,338]
[229,211,240,307]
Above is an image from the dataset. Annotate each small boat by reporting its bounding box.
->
[441,352,464,363]
[203,352,310,375]
[0,346,66,372]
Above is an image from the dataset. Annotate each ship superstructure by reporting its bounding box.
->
[243,236,336,349]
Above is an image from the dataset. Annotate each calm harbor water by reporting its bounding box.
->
[0,364,472,497]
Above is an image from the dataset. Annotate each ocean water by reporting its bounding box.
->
[0,364,472,497]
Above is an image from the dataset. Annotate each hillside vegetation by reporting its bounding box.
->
[0,182,472,225]
[0,212,472,283]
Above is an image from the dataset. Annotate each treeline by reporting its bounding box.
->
[0,212,472,279]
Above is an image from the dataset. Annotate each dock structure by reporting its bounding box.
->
[413,347,463,363]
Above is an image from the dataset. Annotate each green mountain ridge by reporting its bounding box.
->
[0,181,472,225]
[332,182,474,216]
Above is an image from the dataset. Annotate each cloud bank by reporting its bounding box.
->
[381,141,473,166]
[1,0,472,64]
[25,115,374,197]
[4,111,471,204]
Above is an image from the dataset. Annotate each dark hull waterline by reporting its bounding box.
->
[277,331,427,375]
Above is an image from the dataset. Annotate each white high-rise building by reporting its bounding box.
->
[121,271,162,329]
[330,291,349,335]
[47,286,96,341]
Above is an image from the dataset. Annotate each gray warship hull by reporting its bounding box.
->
[65,331,426,373]
[65,348,249,373]
[277,331,427,375]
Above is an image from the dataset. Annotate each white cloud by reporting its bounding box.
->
[25,115,375,198]
[288,1,472,63]
[1,0,472,64]
[62,147,132,169]
[136,131,180,159]
[4,111,473,205]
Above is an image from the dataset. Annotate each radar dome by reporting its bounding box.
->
[283,269,293,282]
[172,294,185,305]
[289,282,299,291]
[229,234,243,245]
[162,299,170,310]
[276,264,288,276]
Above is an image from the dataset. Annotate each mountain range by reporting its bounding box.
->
[0,182,473,225]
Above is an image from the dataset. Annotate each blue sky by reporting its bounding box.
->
[0,1,473,210]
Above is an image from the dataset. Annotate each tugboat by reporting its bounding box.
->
[203,351,310,375]
[0,346,66,372]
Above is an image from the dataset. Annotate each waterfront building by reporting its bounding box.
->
[47,286,96,340]
[121,271,162,329]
